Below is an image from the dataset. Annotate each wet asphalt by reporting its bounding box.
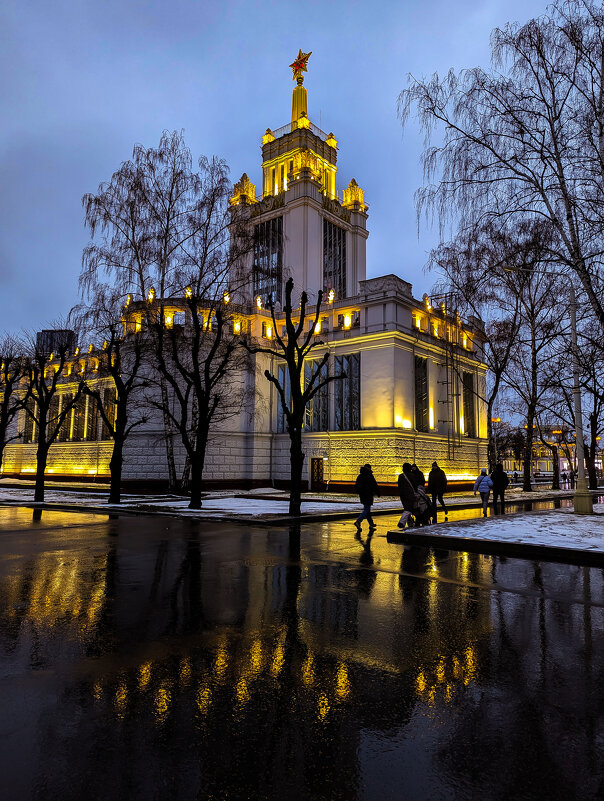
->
[0,506,602,801]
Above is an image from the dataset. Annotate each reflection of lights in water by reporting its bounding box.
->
[452,655,462,680]
[444,683,453,703]
[155,684,171,724]
[415,647,479,705]
[114,682,128,719]
[93,682,103,702]
[464,646,477,685]
[236,677,250,705]
[214,647,228,681]
[317,693,330,721]
[138,661,152,691]
[416,671,427,695]
[249,640,263,676]
[196,685,211,714]
[301,654,314,686]
[271,634,286,677]
[180,658,191,685]
[427,554,438,574]
[335,663,350,700]
[427,687,436,707]
[436,658,445,683]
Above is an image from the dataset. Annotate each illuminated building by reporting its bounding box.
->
[1,53,488,490]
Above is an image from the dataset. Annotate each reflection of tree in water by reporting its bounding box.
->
[433,560,601,800]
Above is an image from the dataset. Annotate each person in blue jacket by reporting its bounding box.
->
[473,468,493,518]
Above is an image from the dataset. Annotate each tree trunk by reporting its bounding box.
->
[188,424,208,510]
[585,445,598,491]
[108,438,124,504]
[522,417,535,493]
[34,443,48,502]
[160,375,177,491]
[288,427,304,517]
[551,444,560,490]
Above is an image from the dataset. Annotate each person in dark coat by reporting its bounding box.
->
[428,461,448,520]
[398,462,417,527]
[490,463,510,514]
[354,464,380,532]
[410,464,425,488]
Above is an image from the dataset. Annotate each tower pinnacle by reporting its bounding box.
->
[290,49,311,123]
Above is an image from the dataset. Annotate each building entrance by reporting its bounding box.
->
[310,458,325,491]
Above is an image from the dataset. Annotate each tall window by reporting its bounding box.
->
[323,219,346,299]
[58,393,73,441]
[253,216,283,304]
[462,372,476,438]
[101,388,116,441]
[72,394,86,441]
[414,356,429,433]
[334,353,360,431]
[277,364,292,433]
[304,359,329,432]
[86,396,99,441]
[23,400,37,444]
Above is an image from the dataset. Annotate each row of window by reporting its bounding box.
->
[22,389,116,444]
[278,354,477,436]
[253,216,347,303]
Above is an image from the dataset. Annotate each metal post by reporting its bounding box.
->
[569,282,593,514]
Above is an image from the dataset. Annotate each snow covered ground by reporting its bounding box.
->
[397,507,604,555]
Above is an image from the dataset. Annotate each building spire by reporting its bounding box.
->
[290,49,311,123]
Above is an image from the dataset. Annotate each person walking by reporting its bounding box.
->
[428,461,448,521]
[490,463,509,514]
[397,462,417,528]
[354,464,380,533]
[411,464,425,488]
[513,471,518,484]
[473,468,493,517]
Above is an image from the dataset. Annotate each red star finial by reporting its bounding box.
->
[290,49,312,81]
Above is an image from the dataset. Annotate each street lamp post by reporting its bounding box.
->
[503,267,592,515]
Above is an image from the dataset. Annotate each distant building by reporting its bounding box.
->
[2,56,488,490]
[35,329,75,356]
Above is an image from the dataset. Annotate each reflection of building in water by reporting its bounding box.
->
[2,517,599,799]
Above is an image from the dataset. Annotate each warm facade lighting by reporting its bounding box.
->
[415,315,421,330]
[88,344,94,353]
[429,407,435,429]
[165,314,173,328]
[48,353,54,362]
[343,314,352,329]
[491,417,501,423]
[552,429,562,434]
[148,287,156,302]
[265,325,272,339]
[326,132,337,149]
[223,291,231,304]
[297,112,310,129]
[185,286,193,299]
[460,415,465,434]
[125,293,132,307]
[433,322,439,337]
[463,335,468,348]
[262,129,275,145]
[314,322,321,335]
[74,346,80,356]
[402,419,412,429]
[233,320,241,335]
[256,296,262,310]
[327,289,335,304]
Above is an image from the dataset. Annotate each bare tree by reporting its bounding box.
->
[80,131,247,491]
[0,336,27,473]
[399,0,604,336]
[245,278,343,517]
[24,338,84,502]
[148,297,251,509]
[73,287,148,504]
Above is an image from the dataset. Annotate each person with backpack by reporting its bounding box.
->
[398,462,432,527]
[490,463,509,514]
[473,468,493,518]
[427,461,448,521]
[354,464,380,533]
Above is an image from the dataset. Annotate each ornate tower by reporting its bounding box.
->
[230,51,369,304]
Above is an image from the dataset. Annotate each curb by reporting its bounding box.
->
[386,513,604,567]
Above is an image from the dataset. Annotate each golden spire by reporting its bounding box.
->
[290,49,311,124]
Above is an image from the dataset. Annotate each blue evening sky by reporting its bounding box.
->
[1,0,549,334]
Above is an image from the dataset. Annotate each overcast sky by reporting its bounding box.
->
[1,0,550,335]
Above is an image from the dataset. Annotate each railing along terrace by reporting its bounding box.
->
[270,120,329,142]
